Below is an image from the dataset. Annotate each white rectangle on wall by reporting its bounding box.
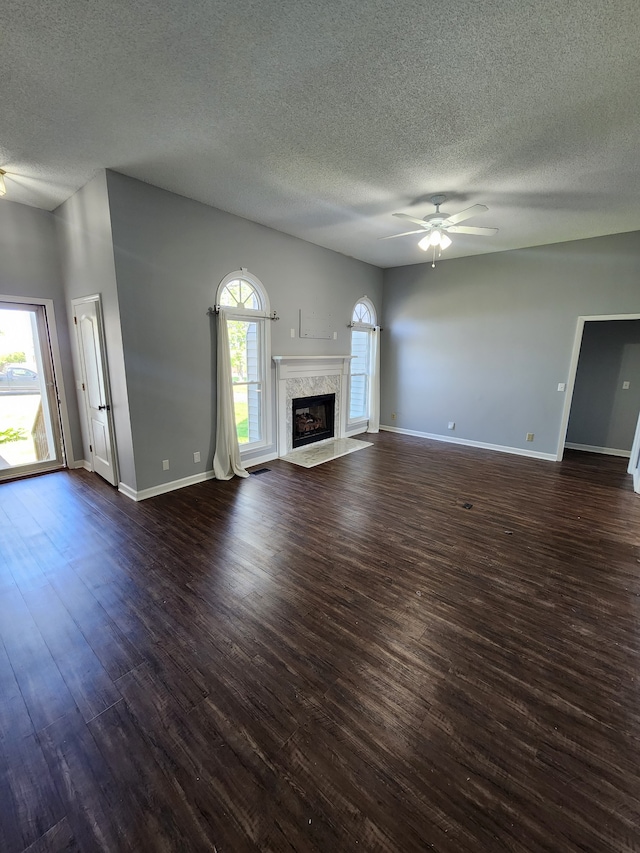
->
[299,309,334,339]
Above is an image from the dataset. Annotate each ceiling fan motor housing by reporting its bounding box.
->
[424,213,449,227]
[427,194,448,226]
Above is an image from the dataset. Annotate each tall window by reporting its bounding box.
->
[217,271,270,448]
[349,297,377,421]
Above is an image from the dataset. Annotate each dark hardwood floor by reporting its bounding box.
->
[1,432,640,852]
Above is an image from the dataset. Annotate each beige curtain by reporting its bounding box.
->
[367,326,380,433]
[213,308,249,480]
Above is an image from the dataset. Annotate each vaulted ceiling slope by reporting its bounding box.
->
[2,0,640,267]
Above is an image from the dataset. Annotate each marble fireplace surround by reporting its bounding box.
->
[272,355,353,456]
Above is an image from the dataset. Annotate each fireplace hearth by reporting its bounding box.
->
[292,394,335,449]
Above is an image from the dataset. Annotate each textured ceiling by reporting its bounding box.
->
[2,0,640,267]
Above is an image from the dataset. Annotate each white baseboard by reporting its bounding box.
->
[565,442,631,458]
[118,469,217,502]
[380,425,557,461]
[118,451,282,502]
[117,482,138,501]
[68,458,92,471]
[345,426,369,438]
[243,450,279,468]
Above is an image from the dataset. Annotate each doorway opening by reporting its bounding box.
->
[557,312,640,493]
[0,300,65,479]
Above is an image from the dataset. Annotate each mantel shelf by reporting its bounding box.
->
[272,355,352,362]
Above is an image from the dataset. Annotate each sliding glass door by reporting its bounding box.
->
[0,301,64,479]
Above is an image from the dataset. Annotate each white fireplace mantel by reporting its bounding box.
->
[272,355,353,455]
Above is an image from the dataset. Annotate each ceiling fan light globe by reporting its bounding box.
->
[440,233,452,250]
[417,234,432,251]
[429,229,442,247]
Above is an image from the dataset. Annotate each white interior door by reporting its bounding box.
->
[73,297,117,486]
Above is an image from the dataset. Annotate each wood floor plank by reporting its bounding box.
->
[21,583,121,724]
[37,708,135,852]
[0,730,64,853]
[1,437,640,851]
[20,818,78,853]
[0,637,34,744]
[38,565,144,681]
[86,700,216,852]
[0,587,76,732]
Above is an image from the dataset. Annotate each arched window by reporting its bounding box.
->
[349,297,377,422]
[352,299,375,325]
[219,278,262,311]
[216,270,271,449]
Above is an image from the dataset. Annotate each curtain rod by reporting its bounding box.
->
[207,307,382,329]
[347,322,384,330]
[208,306,280,320]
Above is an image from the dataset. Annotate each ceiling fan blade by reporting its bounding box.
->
[447,225,498,236]
[392,213,431,228]
[379,229,427,240]
[442,204,489,226]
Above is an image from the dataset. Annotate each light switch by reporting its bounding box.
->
[623,380,631,390]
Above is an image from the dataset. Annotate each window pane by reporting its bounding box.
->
[246,383,262,442]
[353,301,373,325]
[351,330,369,375]
[350,374,367,420]
[227,317,263,444]
[220,280,260,310]
[233,383,262,444]
[227,320,260,383]
[233,384,249,444]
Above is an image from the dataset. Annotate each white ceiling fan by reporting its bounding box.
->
[383,194,498,266]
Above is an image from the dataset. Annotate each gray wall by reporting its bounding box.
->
[105,171,383,491]
[382,232,640,457]
[567,319,640,453]
[54,173,137,489]
[0,199,83,462]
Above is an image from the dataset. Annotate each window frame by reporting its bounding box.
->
[216,269,272,454]
[349,297,377,424]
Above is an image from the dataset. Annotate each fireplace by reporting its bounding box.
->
[273,355,352,456]
[292,394,336,449]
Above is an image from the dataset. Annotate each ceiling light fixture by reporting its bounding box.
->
[0,169,6,197]
[418,227,453,267]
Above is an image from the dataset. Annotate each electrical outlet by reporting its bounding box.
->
[162,459,170,470]
[526,433,534,442]
[557,383,566,392]
[448,421,455,430]
[623,380,631,390]
[391,412,397,420]
[193,451,201,463]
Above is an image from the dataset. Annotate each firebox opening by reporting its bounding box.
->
[292,393,336,449]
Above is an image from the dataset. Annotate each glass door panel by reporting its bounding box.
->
[0,302,64,479]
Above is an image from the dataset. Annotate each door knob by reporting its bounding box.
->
[98,404,110,411]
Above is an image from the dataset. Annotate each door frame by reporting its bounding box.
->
[628,411,640,492]
[0,294,74,474]
[556,312,640,461]
[72,294,119,484]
